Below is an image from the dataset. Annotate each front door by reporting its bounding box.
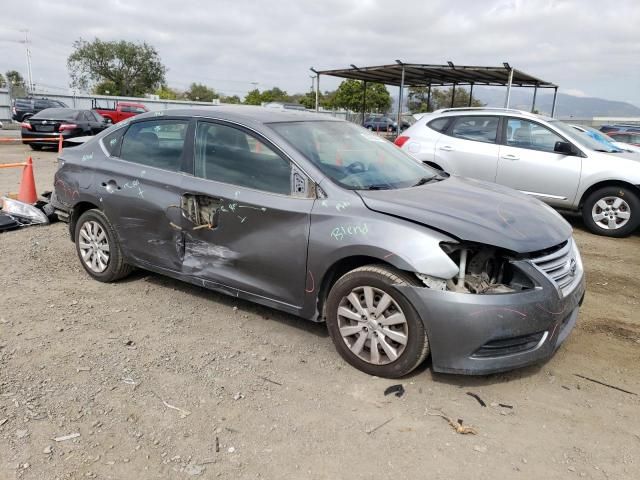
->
[95,118,191,271]
[496,117,582,207]
[434,115,501,182]
[180,120,314,309]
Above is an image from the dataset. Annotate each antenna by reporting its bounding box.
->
[19,29,34,94]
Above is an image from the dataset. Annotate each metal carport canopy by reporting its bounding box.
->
[310,62,559,122]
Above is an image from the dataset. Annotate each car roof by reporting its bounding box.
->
[425,107,554,122]
[131,105,343,125]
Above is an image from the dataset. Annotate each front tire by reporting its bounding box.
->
[325,265,429,378]
[582,186,640,237]
[74,209,132,282]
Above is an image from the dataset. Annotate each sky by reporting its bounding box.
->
[1,0,639,105]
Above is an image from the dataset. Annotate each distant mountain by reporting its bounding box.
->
[474,90,640,118]
[392,89,640,118]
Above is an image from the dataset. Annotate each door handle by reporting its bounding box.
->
[101,180,121,193]
[439,145,454,151]
[501,153,520,160]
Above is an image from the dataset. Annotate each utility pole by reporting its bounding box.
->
[19,29,34,95]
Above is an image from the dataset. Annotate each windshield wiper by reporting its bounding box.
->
[364,184,391,190]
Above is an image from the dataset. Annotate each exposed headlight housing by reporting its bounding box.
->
[416,243,534,294]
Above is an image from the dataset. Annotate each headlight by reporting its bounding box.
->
[415,243,534,294]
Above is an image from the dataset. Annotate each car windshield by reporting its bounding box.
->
[551,120,621,153]
[269,121,437,190]
[573,125,623,152]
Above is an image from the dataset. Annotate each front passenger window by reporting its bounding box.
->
[505,118,564,153]
[194,122,293,195]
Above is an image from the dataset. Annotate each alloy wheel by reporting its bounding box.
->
[337,286,408,365]
[78,220,110,273]
[591,196,631,230]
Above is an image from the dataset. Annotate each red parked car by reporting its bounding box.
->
[91,100,148,124]
[607,132,640,146]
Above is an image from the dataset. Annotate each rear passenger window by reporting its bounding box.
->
[101,128,125,156]
[194,122,292,195]
[119,120,188,171]
[450,116,499,143]
[427,118,450,133]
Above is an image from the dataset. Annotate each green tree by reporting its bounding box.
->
[408,86,483,112]
[221,95,241,104]
[0,73,5,88]
[94,80,118,95]
[185,83,218,102]
[333,80,391,113]
[243,88,262,105]
[67,38,166,96]
[260,87,290,103]
[5,70,27,96]
[156,85,179,100]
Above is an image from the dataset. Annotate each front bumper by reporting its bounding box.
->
[397,261,585,375]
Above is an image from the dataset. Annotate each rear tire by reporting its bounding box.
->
[29,144,43,151]
[74,209,133,282]
[582,186,640,237]
[325,265,429,378]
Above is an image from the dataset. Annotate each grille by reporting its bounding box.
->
[472,331,546,358]
[530,240,579,291]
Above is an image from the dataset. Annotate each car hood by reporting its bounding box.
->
[357,176,572,253]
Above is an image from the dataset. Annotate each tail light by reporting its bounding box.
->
[21,121,32,130]
[59,123,78,132]
[394,135,410,148]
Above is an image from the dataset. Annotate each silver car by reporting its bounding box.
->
[397,108,640,237]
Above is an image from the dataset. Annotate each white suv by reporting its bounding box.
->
[396,108,640,237]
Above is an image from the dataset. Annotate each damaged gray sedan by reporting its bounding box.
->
[52,106,585,378]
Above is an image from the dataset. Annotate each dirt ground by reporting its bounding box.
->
[1,133,639,480]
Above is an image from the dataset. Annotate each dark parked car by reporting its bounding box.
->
[599,124,640,134]
[51,107,585,378]
[21,108,110,150]
[363,116,409,132]
[12,97,69,122]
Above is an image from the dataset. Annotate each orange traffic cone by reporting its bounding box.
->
[58,135,63,153]
[18,156,37,204]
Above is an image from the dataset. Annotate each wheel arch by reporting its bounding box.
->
[315,255,414,321]
[69,201,101,242]
[579,180,640,208]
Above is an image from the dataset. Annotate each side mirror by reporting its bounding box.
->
[554,141,575,155]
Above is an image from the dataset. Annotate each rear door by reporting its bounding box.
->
[95,117,192,271]
[495,117,582,207]
[434,115,501,181]
[179,120,314,308]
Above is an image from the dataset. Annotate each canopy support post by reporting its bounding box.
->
[551,87,558,117]
[397,65,405,135]
[504,68,514,108]
[362,81,367,124]
[531,85,538,113]
[468,83,474,107]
